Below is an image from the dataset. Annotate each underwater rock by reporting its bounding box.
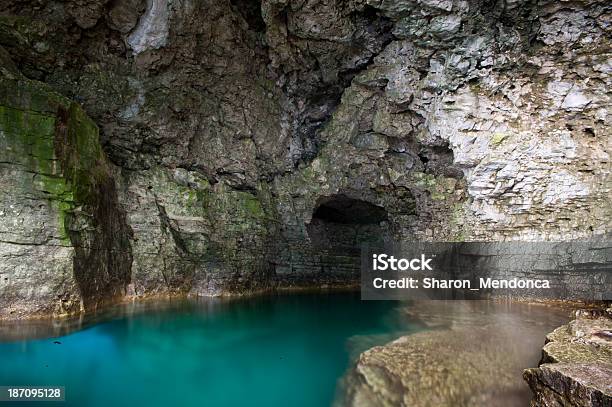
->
[340,301,572,407]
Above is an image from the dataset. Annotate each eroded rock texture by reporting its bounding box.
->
[0,66,132,318]
[0,0,610,314]
[524,308,612,406]
[339,301,572,407]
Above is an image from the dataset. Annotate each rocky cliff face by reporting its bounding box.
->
[0,0,610,317]
[0,64,132,318]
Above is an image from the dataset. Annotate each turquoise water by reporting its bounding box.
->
[0,293,419,407]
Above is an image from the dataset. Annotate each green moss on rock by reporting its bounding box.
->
[490,132,507,146]
[0,77,110,244]
[412,172,453,201]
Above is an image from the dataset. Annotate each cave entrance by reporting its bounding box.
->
[307,195,389,255]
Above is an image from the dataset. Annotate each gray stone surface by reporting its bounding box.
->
[524,308,612,406]
[339,301,572,407]
[0,0,610,316]
[362,240,612,301]
[0,69,132,319]
[127,0,170,55]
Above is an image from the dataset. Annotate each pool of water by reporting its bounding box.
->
[0,292,420,407]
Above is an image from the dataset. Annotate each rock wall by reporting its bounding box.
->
[0,0,610,316]
[118,167,275,296]
[268,0,611,282]
[0,64,132,319]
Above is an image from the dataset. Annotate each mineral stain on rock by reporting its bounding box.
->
[127,0,170,55]
[0,74,133,319]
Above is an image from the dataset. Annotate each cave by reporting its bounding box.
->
[307,195,389,254]
[230,0,266,32]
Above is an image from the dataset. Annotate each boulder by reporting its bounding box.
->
[524,308,612,406]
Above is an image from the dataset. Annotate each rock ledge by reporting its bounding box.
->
[524,308,612,407]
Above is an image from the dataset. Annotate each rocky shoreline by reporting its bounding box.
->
[0,0,609,405]
[1,285,609,406]
[524,308,612,406]
[339,301,612,407]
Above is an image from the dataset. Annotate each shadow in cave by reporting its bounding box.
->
[230,0,266,32]
[307,195,389,257]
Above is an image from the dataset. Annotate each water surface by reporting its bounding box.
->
[0,293,417,407]
[0,294,572,407]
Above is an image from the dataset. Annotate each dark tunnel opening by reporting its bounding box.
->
[307,195,389,253]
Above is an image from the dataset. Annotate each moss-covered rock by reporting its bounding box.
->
[118,166,274,298]
[0,72,132,319]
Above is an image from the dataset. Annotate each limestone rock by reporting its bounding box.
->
[340,301,572,407]
[0,0,610,315]
[0,67,131,319]
[107,0,146,33]
[127,0,170,55]
[523,309,612,406]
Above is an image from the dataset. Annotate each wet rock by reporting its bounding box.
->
[0,66,131,319]
[65,0,110,29]
[524,309,612,406]
[0,0,610,316]
[107,0,146,33]
[340,301,572,407]
[127,0,170,55]
[118,166,274,297]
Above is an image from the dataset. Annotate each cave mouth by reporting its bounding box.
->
[312,196,388,225]
[230,0,266,32]
[307,195,388,252]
